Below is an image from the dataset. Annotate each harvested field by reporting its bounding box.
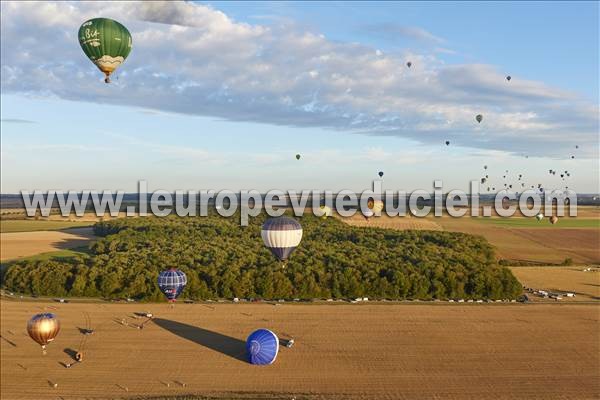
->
[1,301,598,400]
[338,207,600,264]
[0,220,93,233]
[0,228,95,262]
[341,214,443,231]
[510,266,600,300]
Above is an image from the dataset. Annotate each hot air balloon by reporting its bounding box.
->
[157,269,187,303]
[295,154,301,160]
[368,199,384,213]
[506,75,511,81]
[406,61,412,68]
[571,155,575,159]
[27,313,60,354]
[481,178,486,184]
[445,140,450,146]
[575,145,579,149]
[484,165,488,170]
[319,205,332,219]
[78,18,132,83]
[261,217,302,262]
[549,216,558,224]
[476,114,483,123]
[378,171,384,178]
[246,329,279,365]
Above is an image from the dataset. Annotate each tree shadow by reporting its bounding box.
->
[153,318,247,363]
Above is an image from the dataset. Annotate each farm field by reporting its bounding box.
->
[338,207,600,264]
[0,220,93,233]
[0,228,96,262]
[510,266,600,301]
[0,301,598,400]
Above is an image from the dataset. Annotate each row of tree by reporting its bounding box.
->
[1,213,522,300]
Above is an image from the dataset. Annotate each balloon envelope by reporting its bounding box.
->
[378,171,384,178]
[247,329,279,365]
[261,217,302,261]
[295,154,301,160]
[157,269,187,302]
[549,216,558,224]
[319,205,333,219]
[78,18,132,82]
[27,313,60,349]
[476,114,483,123]
[536,213,544,221]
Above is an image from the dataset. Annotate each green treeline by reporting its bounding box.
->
[1,213,522,301]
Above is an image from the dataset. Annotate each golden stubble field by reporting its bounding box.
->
[0,228,95,262]
[1,301,599,400]
[339,207,600,264]
[510,267,600,300]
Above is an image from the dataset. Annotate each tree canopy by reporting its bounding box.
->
[1,213,522,301]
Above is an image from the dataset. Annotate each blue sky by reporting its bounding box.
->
[1,1,598,193]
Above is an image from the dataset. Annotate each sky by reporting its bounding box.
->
[1,1,598,193]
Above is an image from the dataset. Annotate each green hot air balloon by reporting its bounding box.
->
[296,154,301,160]
[78,18,132,83]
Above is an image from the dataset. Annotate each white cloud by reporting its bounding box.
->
[0,1,597,158]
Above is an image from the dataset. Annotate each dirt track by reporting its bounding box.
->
[1,301,598,399]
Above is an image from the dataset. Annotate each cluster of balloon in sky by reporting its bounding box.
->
[77,17,580,194]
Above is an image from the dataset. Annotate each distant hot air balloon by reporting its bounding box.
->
[78,18,132,83]
[295,154,301,160]
[246,329,279,365]
[27,313,60,354]
[406,61,412,68]
[484,165,488,170]
[158,269,187,303]
[575,145,579,149]
[481,178,486,184]
[319,205,332,219]
[506,75,511,81]
[571,155,575,159]
[476,114,483,123]
[549,216,558,225]
[378,171,384,178]
[445,140,450,146]
[261,217,302,262]
[368,199,384,213]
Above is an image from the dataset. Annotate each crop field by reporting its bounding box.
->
[510,266,600,300]
[0,228,96,262]
[337,207,600,265]
[0,220,93,233]
[1,301,598,400]
[341,214,443,231]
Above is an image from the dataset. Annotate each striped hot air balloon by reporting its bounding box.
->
[157,268,187,302]
[261,217,302,261]
[246,329,279,365]
[27,313,60,354]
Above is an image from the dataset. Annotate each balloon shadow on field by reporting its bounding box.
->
[153,318,247,363]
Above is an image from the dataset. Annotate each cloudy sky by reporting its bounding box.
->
[1,1,598,193]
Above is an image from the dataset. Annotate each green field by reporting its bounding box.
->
[475,217,599,228]
[0,219,93,233]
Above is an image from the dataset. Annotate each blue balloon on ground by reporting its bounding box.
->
[157,268,187,302]
[246,329,279,365]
